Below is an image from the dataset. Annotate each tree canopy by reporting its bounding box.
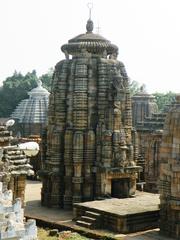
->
[129,80,141,96]
[152,91,176,112]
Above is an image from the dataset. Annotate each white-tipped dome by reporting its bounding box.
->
[28,80,50,98]
[11,80,50,124]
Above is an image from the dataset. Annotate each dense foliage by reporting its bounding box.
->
[129,80,141,96]
[153,91,176,112]
[0,69,52,117]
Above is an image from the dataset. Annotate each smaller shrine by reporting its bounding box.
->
[132,87,167,192]
[11,80,50,137]
[159,95,180,238]
[132,85,158,127]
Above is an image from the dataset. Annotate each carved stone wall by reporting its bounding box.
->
[141,131,162,192]
[159,95,180,238]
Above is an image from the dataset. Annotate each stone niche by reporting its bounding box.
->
[40,18,141,209]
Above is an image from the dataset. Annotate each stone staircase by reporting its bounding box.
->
[76,211,102,229]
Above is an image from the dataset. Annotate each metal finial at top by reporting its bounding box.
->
[87,2,93,20]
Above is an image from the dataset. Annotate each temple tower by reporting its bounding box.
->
[159,95,180,238]
[40,16,140,209]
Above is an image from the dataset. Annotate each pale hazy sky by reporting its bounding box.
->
[0,0,180,93]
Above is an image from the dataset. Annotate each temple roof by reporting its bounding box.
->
[132,85,156,99]
[11,81,50,124]
[2,146,34,176]
[61,19,118,56]
[0,123,34,177]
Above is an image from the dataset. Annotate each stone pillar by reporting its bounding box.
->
[46,130,64,207]
[101,130,112,168]
[97,59,108,123]
[63,130,73,209]
[9,176,26,206]
[66,61,75,129]
[83,130,95,201]
[72,131,84,203]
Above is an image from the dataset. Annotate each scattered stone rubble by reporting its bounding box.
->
[0,121,38,239]
[0,181,37,239]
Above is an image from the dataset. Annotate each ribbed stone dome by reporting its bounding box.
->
[61,19,118,56]
[11,80,50,124]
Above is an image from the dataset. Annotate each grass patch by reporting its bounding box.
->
[38,228,90,240]
[59,231,89,240]
[38,228,58,240]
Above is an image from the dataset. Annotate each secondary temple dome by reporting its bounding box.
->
[10,80,50,136]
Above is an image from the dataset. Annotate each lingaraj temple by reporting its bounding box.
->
[38,15,180,238]
[39,17,141,209]
[2,11,180,240]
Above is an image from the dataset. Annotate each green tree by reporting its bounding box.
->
[129,80,141,96]
[153,91,176,112]
[39,68,53,91]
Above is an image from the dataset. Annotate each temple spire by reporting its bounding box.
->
[86,2,94,33]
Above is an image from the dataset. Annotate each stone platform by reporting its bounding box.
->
[25,180,174,239]
[74,191,160,233]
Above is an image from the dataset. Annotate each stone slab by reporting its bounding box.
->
[74,191,160,216]
[25,180,169,239]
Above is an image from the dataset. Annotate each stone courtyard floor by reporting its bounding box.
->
[24,180,174,240]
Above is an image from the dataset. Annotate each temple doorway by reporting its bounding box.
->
[111,178,130,198]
